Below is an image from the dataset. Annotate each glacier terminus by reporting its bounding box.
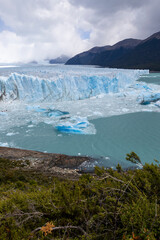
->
[0,65,152,135]
[0,64,160,167]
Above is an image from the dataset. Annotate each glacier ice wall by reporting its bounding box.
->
[0,66,149,102]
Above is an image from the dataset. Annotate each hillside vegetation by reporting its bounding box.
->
[0,153,160,239]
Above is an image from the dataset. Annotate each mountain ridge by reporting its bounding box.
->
[66,31,160,71]
[49,55,69,64]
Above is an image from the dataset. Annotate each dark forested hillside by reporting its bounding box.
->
[66,32,160,71]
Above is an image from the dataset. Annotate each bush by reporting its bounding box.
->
[0,155,160,239]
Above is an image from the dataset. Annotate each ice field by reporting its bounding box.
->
[0,64,160,168]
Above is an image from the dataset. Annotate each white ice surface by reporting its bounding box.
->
[0,66,148,102]
[0,65,159,135]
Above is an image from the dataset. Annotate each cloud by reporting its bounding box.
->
[69,0,160,44]
[0,0,159,63]
[0,0,91,62]
[69,0,146,14]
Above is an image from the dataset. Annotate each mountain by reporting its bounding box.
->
[66,39,141,65]
[66,32,160,71]
[49,55,69,64]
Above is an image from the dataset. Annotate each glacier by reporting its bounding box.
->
[0,66,149,102]
[1,65,160,168]
[1,64,159,137]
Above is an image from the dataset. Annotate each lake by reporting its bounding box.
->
[0,65,160,168]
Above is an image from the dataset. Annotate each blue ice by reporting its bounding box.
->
[56,125,84,134]
[0,68,149,102]
[137,93,160,105]
[26,105,46,112]
[42,109,69,117]
[26,105,69,117]
[0,111,8,116]
[55,117,92,135]
[133,83,152,91]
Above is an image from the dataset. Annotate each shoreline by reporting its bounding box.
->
[150,70,160,73]
[0,146,92,179]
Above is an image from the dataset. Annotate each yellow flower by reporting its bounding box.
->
[41,222,55,236]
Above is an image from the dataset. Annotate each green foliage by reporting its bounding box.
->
[0,156,160,239]
[116,163,122,173]
[126,151,142,165]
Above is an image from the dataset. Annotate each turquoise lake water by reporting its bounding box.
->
[1,111,160,168]
[138,72,160,85]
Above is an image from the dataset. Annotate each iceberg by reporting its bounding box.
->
[155,100,160,108]
[42,109,69,117]
[137,93,160,105]
[55,117,96,135]
[26,105,69,117]
[56,125,83,134]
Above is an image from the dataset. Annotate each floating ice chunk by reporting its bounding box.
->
[56,125,83,134]
[0,142,9,147]
[26,130,31,133]
[0,111,8,116]
[93,111,103,116]
[155,100,160,108]
[6,132,19,136]
[57,134,62,137]
[42,109,69,117]
[26,105,46,112]
[55,117,96,135]
[130,83,152,91]
[137,93,160,105]
[27,105,69,117]
[122,108,129,112]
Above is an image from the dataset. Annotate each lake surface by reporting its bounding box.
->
[138,72,160,85]
[1,111,160,168]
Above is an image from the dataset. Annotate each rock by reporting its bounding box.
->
[0,147,91,179]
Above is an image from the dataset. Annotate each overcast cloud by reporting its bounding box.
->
[0,0,159,63]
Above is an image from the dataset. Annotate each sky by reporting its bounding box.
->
[0,0,159,63]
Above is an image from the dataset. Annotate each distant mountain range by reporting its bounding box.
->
[66,31,160,71]
[49,55,69,64]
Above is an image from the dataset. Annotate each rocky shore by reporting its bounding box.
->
[0,147,91,179]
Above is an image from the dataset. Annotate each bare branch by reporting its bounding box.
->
[99,174,124,183]
[31,225,88,236]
